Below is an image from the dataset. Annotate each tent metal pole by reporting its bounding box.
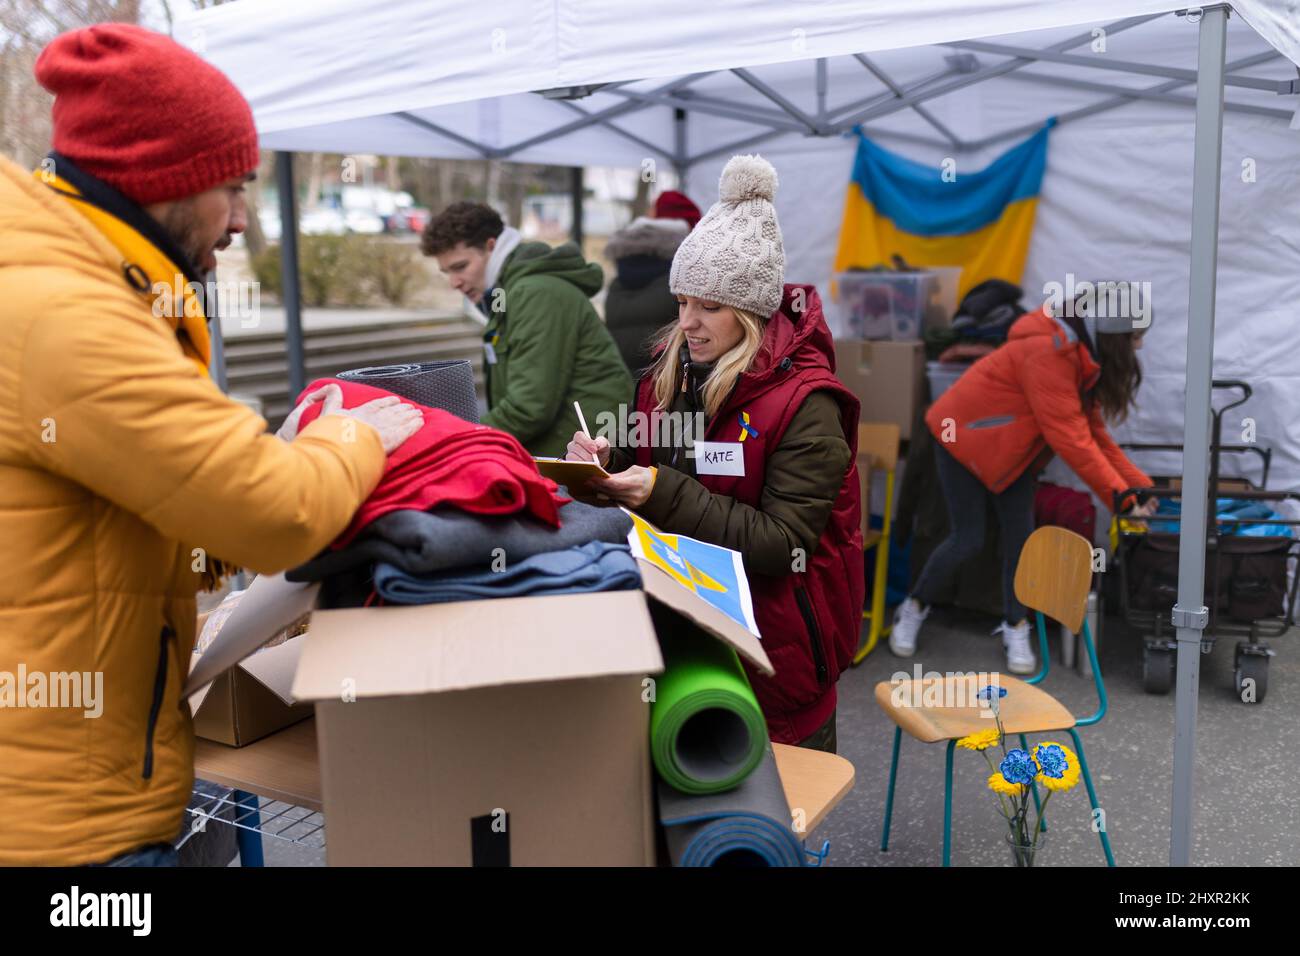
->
[553,99,678,162]
[673,90,798,124]
[1170,2,1228,869]
[685,129,789,166]
[732,67,823,132]
[999,70,1293,120]
[852,53,963,147]
[816,58,829,122]
[611,87,807,133]
[826,67,958,122]
[967,49,1278,151]
[498,74,704,157]
[830,12,1167,132]
[206,275,227,393]
[393,112,500,158]
[945,38,1291,93]
[570,166,584,250]
[683,121,952,168]
[275,151,305,402]
[673,107,688,181]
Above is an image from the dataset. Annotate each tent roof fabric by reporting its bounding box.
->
[179,1,1300,167]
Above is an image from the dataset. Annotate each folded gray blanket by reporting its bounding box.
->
[286,496,633,582]
[374,541,641,605]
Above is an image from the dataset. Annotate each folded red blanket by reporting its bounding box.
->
[295,378,567,546]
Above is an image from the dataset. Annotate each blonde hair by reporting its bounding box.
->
[649,307,766,418]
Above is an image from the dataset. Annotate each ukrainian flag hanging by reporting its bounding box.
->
[833,119,1054,298]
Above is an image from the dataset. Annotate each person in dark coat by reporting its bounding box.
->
[603,190,702,375]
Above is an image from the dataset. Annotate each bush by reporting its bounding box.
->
[356,240,424,307]
[250,245,282,300]
[251,236,426,308]
[298,234,353,306]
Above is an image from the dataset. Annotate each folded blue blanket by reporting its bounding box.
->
[1149,497,1294,538]
[373,541,642,604]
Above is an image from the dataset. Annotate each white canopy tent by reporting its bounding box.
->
[180,0,1300,866]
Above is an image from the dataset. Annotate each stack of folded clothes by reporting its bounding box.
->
[288,379,642,606]
[289,493,640,608]
[293,377,568,545]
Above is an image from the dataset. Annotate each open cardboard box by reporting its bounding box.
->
[190,635,313,747]
[184,555,773,867]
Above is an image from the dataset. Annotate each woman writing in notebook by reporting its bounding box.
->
[565,156,863,753]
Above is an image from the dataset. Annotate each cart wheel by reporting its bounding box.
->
[1143,645,1175,694]
[1234,655,1268,704]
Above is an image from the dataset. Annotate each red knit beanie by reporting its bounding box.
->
[653,190,703,230]
[35,23,259,205]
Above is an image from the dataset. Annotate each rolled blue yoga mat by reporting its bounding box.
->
[658,744,805,867]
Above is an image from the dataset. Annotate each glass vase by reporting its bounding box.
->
[1006,830,1046,867]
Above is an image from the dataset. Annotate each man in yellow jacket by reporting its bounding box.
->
[0,24,422,866]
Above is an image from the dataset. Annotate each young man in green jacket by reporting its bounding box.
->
[422,202,632,457]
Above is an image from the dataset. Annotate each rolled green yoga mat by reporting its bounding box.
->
[649,615,767,795]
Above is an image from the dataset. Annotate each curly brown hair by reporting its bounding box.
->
[420,201,504,256]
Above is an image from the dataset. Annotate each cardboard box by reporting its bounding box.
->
[189,607,313,747]
[184,557,774,867]
[190,637,313,747]
[834,339,926,439]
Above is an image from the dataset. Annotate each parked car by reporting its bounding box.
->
[344,209,386,235]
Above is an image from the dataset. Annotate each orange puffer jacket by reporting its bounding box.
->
[925,305,1150,508]
[0,156,386,865]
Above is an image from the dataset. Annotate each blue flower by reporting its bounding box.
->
[977,685,1008,700]
[1000,749,1039,786]
[1034,743,1069,778]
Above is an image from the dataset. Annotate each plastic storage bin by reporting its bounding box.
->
[830,269,962,340]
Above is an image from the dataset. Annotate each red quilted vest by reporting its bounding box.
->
[635,285,864,744]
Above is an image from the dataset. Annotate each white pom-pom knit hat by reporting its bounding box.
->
[669,154,785,318]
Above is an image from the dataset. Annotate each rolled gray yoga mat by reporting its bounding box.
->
[337,361,478,422]
[658,744,806,867]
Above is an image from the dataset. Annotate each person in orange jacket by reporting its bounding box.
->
[0,24,421,868]
[890,284,1156,672]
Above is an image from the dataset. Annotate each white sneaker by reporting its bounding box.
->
[889,598,929,658]
[996,619,1037,675]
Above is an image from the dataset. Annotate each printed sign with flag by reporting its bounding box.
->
[833,119,1054,298]
[623,510,760,637]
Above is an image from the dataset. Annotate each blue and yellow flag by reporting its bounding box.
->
[833,119,1054,298]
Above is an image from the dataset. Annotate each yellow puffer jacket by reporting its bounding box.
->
[0,156,386,866]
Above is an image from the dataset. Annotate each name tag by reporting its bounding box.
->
[484,342,498,365]
[695,441,745,476]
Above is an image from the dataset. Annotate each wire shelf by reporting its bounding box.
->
[180,787,326,851]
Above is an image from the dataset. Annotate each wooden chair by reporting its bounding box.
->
[874,525,1115,866]
[852,422,900,662]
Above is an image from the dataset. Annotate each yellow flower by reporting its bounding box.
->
[987,772,1026,797]
[1033,741,1082,793]
[957,729,1001,751]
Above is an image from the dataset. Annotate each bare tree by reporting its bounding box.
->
[1,0,145,165]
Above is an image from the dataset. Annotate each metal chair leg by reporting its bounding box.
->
[1019,733,1046,833]
[881,726,902,851]
[233,789,265,867]
[942,738,955,867]
[1068,728,1116,867]
[854,471,895,663]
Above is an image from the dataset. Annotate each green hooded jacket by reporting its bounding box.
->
[482,241,632,457]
